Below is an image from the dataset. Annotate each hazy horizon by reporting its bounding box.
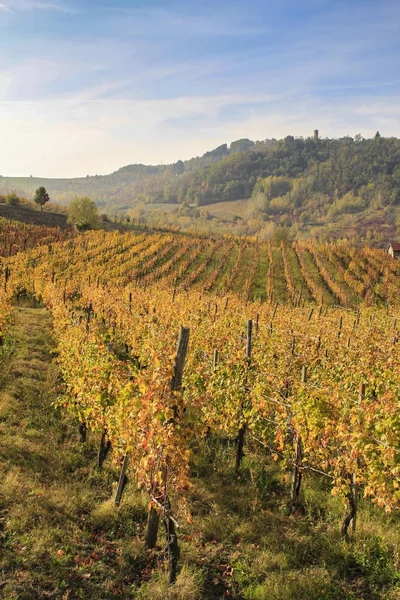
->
[1,0,399,178]
[0,130,398,181]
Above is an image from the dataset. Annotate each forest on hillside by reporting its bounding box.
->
[1,134,400,242]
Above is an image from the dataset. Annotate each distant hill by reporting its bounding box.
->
[0,137,267,208]
[1,133,399,241]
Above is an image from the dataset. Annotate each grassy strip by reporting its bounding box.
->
[195,242,231,291]
[180,242,216,289]
[285,246,313,304]
[213,245,239,293]
[271,247,288,304]
[182,242,214,279]
[252,243,269,302]
[0,304,150,599]
[230,246,256,296]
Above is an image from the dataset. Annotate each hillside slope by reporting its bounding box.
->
[5,227,399,307]
[1,134,399,241]
[0,203,68,228]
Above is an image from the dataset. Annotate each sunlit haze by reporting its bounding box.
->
[0,0,399,177]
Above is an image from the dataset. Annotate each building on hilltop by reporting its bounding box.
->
[387,242,400,259]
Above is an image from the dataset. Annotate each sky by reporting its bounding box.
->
[0,0,399,177]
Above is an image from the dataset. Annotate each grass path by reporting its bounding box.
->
[0,305,147,600]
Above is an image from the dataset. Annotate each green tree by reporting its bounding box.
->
[67,196,99,231]
[272,225,292,244]
[33,186,50,211]
[171,160,185,175]
[230,138,255,153]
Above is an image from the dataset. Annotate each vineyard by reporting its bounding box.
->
[1,222,400,599]
[3,225,400,305]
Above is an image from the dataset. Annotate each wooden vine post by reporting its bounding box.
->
[290,365,306,511]
[114,455,129,507]
[213,349,219,370]
[85,303,93,333]
[341,382,365,539]
[235,319,252,474]
[4,265,10,292]
[76,302,94,440]
[316,335,321,351]
[337,316,343,340]
[272,302,279,321]
[97,430,112,469]
[78,422,87,443]
[298,283,303,307]
[145,326,190,586]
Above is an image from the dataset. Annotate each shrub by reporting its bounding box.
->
[6,191,20,206]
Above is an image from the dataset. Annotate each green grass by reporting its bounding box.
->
[213,245,239,293]
[194,243,229,290]
[272,248,289,303]
[251,244,269,301]
[230,246,256,295]
[183,439,400,600]
[181,243,214,287]
[285,246,313,303]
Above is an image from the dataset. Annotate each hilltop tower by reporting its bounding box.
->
[314,129,319,141]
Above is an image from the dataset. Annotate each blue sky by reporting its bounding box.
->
[0,0,399,177]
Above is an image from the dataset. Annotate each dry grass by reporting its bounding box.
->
[206,198,251,220]
[134,564,204,600]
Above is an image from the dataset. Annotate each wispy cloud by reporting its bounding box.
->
[110,6,269,38]
[0,0,75,13]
